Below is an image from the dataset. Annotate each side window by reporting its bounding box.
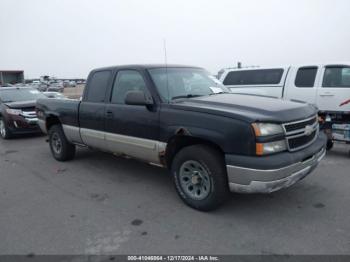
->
[111,70,147,104]
[86,70,111,102]
[223,71,243,85]
[223,69,284,86]
[295,67,318,88]
[323,66,350,88]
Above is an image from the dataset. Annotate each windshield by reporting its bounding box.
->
[148,68,229,102]
[0,88,46,103]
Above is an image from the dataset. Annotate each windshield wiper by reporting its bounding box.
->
[171,94,203,100]
[209,91,230,96]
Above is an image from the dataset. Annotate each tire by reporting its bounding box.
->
[171,144,229,211]
[48,124,76,161]
[0,117,12,139]
[326,139,334,151]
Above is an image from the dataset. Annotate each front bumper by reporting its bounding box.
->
[7,116,42,134]
[226,134,326,193]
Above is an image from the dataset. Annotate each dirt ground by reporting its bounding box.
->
[63,84,85,99]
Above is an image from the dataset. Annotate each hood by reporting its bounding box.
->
[171,93,317,123]
[4,100,37,109]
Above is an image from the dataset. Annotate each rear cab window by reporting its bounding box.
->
[223,69,284,86]
[295,67,318,88]
[322,66,350,88]
[85,70,112,102]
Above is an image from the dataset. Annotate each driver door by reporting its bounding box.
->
[104,69,161,163]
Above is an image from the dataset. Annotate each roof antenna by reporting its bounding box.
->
[163,38,170,102]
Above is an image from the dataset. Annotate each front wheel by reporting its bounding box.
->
[0,117,12,139]
[171,145,229,211]
[48,124,76,161]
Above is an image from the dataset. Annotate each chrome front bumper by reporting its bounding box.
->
[25,117,38,125]
[227,147,326,193]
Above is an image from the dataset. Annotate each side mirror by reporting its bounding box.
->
[125,90,153,106]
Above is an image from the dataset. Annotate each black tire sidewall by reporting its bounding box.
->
[48,125,75,161]
[0,117,11,139]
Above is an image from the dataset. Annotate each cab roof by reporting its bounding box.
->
[91,64,203,72]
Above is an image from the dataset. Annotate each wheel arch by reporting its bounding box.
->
[45,114,62,131]
[163,133,225,169]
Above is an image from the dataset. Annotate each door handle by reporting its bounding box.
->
[320,93,334,97]
[106,111,113,117]
[320,92,334,96]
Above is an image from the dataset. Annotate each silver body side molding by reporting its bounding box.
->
[62,124,167,165]
[63,125,83,144]
[106,132,166,164]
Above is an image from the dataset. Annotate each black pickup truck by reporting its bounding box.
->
[36,64,326,211]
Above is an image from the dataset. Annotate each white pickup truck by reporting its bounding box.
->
[218,63,350,149]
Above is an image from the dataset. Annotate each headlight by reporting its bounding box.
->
[256,140,287,155]
[252,123,286,155]
[252,123,284,136]
[6,108,22,115]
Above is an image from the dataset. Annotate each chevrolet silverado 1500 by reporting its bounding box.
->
[36,65,327,211]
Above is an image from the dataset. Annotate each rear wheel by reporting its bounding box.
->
[0,117,12,139]
[48,124,76,161]
[171,144,229,211]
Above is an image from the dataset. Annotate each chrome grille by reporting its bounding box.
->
[283,115,318,152]
[284,117,317,133]
[21,111,37,118]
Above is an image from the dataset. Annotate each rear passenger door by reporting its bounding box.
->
[284,66,319,105]
[79,70,112,149]
[104,69,161,163]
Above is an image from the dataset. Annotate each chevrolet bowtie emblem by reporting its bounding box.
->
[304,125,313,136]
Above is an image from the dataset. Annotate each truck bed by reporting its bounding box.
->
[36,98,81,128]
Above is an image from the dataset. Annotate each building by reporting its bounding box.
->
[0,70,24,86]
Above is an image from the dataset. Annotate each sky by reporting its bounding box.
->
[0,0,349,78]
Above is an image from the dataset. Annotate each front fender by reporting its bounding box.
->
[162,122,255,155]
